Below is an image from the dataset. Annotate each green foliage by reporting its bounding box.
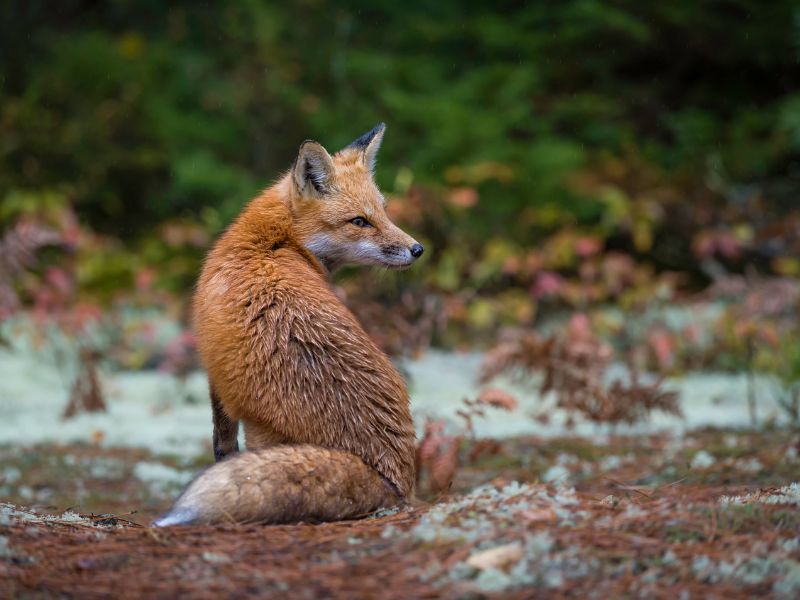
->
[3,1,798,232]
[2,0,800,344]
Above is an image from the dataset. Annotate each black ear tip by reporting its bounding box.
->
[370,123,386,138]
[345,123,387,151]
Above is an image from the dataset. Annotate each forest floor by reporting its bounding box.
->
[1,428,799,598]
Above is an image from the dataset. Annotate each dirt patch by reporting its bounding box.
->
[2,483,799,598]
[1,429,799,598]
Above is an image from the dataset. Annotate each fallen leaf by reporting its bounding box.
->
[465,543,524,571]
[520,508,557,523]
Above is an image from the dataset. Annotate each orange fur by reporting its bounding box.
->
[155,125,421,526]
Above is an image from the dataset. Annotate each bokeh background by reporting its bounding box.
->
[2,4,800,595]
[3,1,800,425]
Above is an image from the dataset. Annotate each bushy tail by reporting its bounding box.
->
[152,445,402,526]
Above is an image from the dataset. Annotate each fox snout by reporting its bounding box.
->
[374,222,424,269]
[381,241,424,267]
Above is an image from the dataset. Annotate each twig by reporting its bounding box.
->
[603,477,654,500]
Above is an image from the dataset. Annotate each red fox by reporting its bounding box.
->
[154,124,423,526]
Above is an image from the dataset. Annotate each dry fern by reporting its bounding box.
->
[415,419,460,496]
[480,320,681,428]
[62,348,107,419]
[0,220,66,317]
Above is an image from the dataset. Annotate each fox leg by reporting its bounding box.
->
[210,385,239,462]
[243,420,287,450]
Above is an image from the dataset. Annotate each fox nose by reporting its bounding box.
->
[410,243,424,258]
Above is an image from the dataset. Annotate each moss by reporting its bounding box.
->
[715,504,800,535]
[663,525,706,543]
[540,439,607,463]
[472,454,524,470]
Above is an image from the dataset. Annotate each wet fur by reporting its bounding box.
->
[156,129,418,525]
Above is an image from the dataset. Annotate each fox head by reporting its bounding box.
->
[286,123,423,272]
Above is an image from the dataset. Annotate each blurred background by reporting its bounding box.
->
[1,1,800,469]
[3,4,800,592]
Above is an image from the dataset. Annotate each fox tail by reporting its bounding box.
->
[152,445,402,526]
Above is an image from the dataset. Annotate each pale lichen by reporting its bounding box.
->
[720,483,800,506]
[690,450,716,469]
[132,461,193,495]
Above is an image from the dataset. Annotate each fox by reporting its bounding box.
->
[153,123,424,526]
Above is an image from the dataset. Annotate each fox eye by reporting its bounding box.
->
[349,216,371,228]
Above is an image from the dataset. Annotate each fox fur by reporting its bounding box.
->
[152,446,401,525]
[154,124,422,526]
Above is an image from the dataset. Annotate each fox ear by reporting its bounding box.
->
[294,141,335,195]
[346,123,386,172]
